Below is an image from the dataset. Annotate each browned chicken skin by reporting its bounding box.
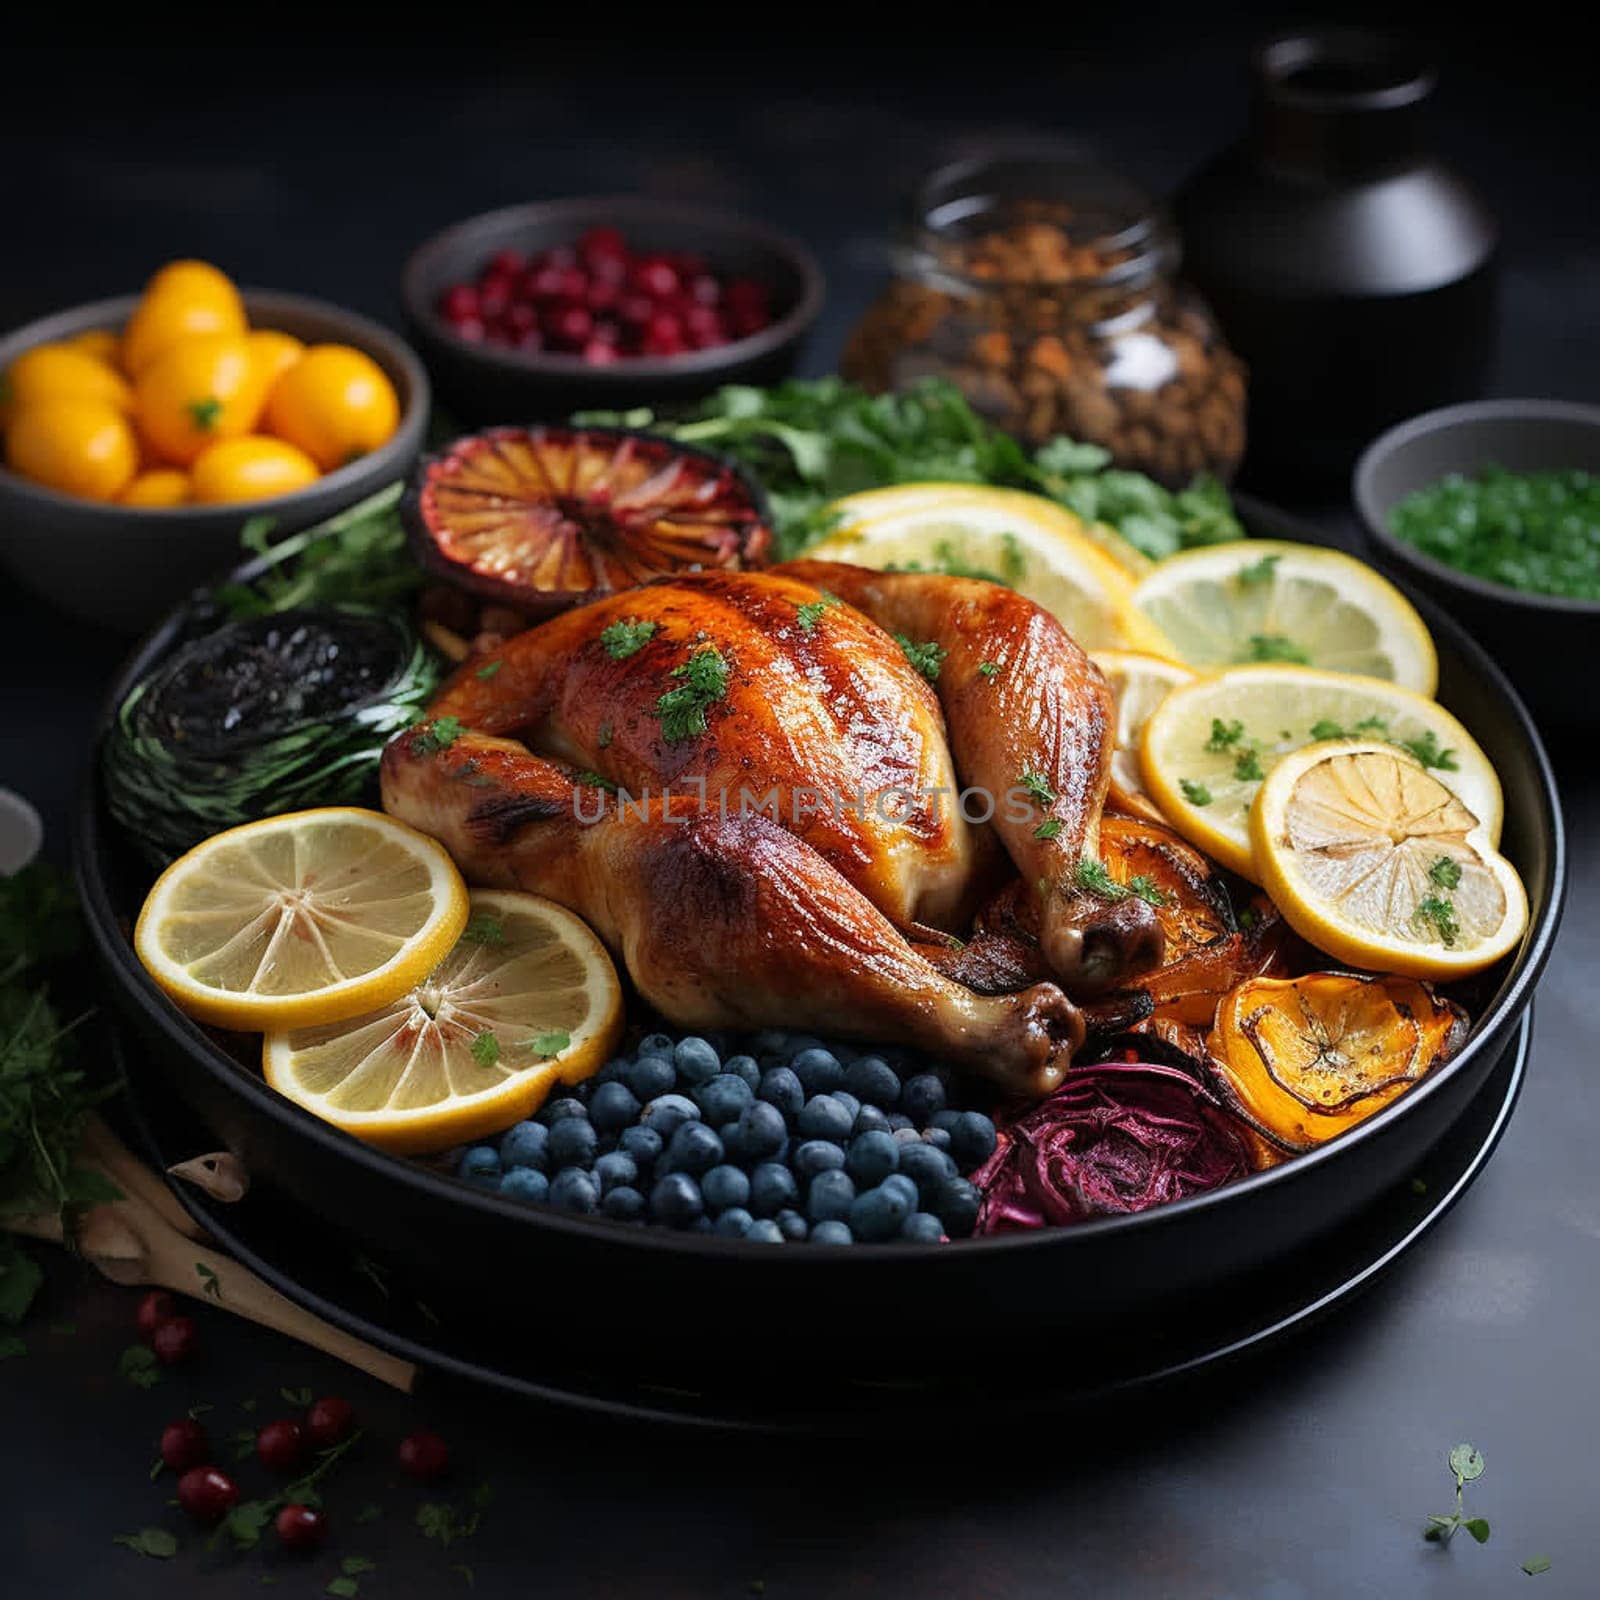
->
[381,562,1161,1097]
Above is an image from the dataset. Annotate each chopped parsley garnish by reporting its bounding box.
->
[1309,717,1345,741]
[461,913,505,946]
[655,646,730,742]
[575,770,618,792]
[1205,718,1245,752]
[600,618,657,660]
[794,591,841,633]
[1398,729,1459,771]
[187,396,223,432]
[1018,768,1056,808]
[470,1031,500,1068]
[1179,778,1213,806]
[895,634,947,682]
[976,660,1001,680]
[1414,895,1460,948]
[1244,633,1310,664]
[114,1528,178,1559]
[1127,874,1167,906]
[411,716,464,756]
[1353,714,1392,736]
[1428,856,1462,890]
[1034,818,1063,841]
[887,535,1025,586]
[1072,859,1167,906]
[474,659,502,680]
[522,1030,570,1059]
[1233,748,1266,783]
[1236,553,1280,588]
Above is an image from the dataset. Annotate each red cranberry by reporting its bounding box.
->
[305,1395,355,1449]
[584,276,621,314]
[397,1430,451,1483]
[454,316,487,343]
[641,312,685,357]
[487,247,525,278]
[159,1418,209,1472]
[685,306,728,349]
[632,256,681,301]
[478,279,511,319]
[151,1315,197,1367]
[581,338,621,366]
[439,283,480,322]
[689,274,723,307]
[274,1503,328,1552]
[618,293,656,329]
[546,304,594,350]
[255,1417,306,1472]
[578,226,628,271]
[514,328,545,353]
[523,262,568,300]
[506,302,537,335]
[177,1466,239,1525]
[136,1290,176,1341]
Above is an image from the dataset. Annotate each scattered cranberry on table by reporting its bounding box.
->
[135,1289,176,1342]
[176,1465,240,1525]
[158,1417,210,1473]
[397,1428,451,1483]
[150,1314,198,1366]
[274,1503,329,1552]
[436,227,775,362]
[255,1416,306,1472]
[305,1394,356,1448]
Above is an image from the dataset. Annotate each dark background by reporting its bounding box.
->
[3,16,1596,1598]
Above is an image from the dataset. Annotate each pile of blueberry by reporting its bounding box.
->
[454,1030,998,1245]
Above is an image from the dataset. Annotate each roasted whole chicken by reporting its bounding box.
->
[381,561,1162,1096]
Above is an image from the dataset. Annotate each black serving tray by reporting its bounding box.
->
[73,498,1567,1395]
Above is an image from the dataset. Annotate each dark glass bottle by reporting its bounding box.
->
[1174,31,1497,488]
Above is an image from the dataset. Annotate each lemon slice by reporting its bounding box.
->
[263,890,624,1153]
[1131,540,1437,693]
[1138,665,1501,880]
[812,484,1173,653]
[1090,649,1196,821]
[136,808,469,1031]
[1249,741,1527,979]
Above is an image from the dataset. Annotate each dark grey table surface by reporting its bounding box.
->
[3,30,1595,1600]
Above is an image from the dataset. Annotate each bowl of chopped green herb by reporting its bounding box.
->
[1354,399,1600,724]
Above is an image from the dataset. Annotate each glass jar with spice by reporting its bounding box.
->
[843,156,1248,484]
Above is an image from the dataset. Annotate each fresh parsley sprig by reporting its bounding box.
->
[1423,1443,1490,1547]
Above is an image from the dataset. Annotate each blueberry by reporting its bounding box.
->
[806,1168,856,1224]
[851,1180,913,1243]
[791,1047,843,1095]
[674,1035,722,1085]
[935,1176,981,1238]
[589,1080,642,1134]
[796,1095,853,1144]
[498,1167,549,1204]
[846,1130,900,1187]
[702,1163,751,1213]
[901,1073,947,1125]
[594,1150,638,1194]
[641,1093,701,1139]
[793,1139,846,1180]
[619,1125,664,1167]
[810,1219,853,1245]
[749,1161,799,1217]
[898,1141,957,1201]
[844,1054,901,1108]
[732,1101,788,1161]
[548,1117,598,1169]
[665,1121,724,1176]
[757,1066,804,1122]
[723,1053,762,1090]
[749,1027,791,1061]
[497,1121,548,1171]
[776,1208,808,1242]
[549,1168,599,1213]
[851,1105,891,1138]
[627,1052,677,1102]
[831,1090,861,1124]
[650,1171,704,1228]
[921,1127,953,1153]
[602,1185,645,1221]
[930,1108,961,1134]
[636,1031,676,1059]
[714,1206,754,1237]
[539,1095,589,1126]
[901,1211,945,1243]
[458,1145,500,1185]
[746,1218,785,1243]
[594,1055,629,1083]
[695,1072,754,1126]
[887,1112,914,1133]
[891,1125,923,1146]
[881,1173,919,1213]
[949,1111,998,1172]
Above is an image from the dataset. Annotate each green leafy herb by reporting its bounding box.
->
[1523,1555,1552,1576]
[196,1261,222,1300]
[1238,906,1260,932]
[794,591,841,633]
[1244,633,1310,664]
[575,770,618,792]
[1179,778,1213,806]
[1399,729,1459,771]
[411,716,464,757]
[1034,819,1063,841]
[1205,718,1245,753]
[470,1031,500,1068]
[119,1344,160,1390]
[474,659,503,680]
[579,378,1243,561]
[114,1528,178,1559]
[976,661,1001,680]
[1414,895,1460,949]
[655,646,730,741]
[280,1385,313,1406]
[187,396,223,432]
[1429,856,1463,890]
[1128,875,1167,906]
[600,618,657,660]
[461,913,506,946]
[342,1557,377,1577]
[1018,769,1056,808]
[1236,553,1280,588]
[454,1565,476,1587]
[1424,1443,1490,1546]
[418,1482,493,1549]
[1071,859,1166,906]
[1309,718,1347,741]
[1233,748,1266,783]
[522,1030,570,1059]
[356,1503,382,1525]
[327,1579,359,1598]
[0,1334,25,1359]
[894,635,947,682]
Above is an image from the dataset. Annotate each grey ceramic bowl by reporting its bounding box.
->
[0,289,429,632]
[1354,398,1600,727]
[401,196,824,425]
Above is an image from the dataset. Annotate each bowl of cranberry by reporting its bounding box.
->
[401,196,825,423]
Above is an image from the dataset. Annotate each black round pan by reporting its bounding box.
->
[73,511,1567,1387]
